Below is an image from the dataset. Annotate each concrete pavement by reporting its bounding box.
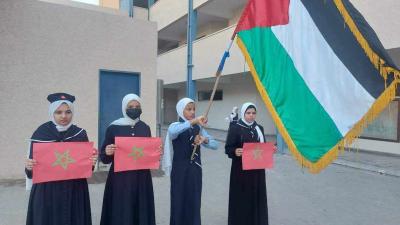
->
[1,129,399,225]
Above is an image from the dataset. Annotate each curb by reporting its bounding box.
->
[333,159,400,177]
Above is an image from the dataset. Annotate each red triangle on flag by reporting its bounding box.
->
[235,0,290,34]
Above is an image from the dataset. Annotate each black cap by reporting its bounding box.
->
[47,93,75,103]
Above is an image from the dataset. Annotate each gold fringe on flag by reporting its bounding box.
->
[236,36,399,173]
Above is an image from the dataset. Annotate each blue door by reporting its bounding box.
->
[99,70,140,149]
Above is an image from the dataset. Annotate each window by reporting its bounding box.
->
[361,100,400,142]
[198,90,223,101]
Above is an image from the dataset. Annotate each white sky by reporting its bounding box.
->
[72,0,99,5]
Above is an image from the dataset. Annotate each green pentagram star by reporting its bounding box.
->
[128,146,144,160]
[52,149,76,170]
[252,145,263,160]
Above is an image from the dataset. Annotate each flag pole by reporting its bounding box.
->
[203,37,235,117]
[190,34,237,161]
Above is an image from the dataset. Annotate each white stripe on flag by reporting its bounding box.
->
[271,0,375,135]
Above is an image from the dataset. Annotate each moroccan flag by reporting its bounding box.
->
[242,142,275,170]
[33,142,94,184]
[114,137,161,172]
[235,0,400,173]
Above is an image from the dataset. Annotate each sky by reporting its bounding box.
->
[72,0,99,5]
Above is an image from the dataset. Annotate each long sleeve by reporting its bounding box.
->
[259,126,265,143]
[80,131,96,171]
[168,121,191,140]
[72,130,95,170]
[100,127,114,164]
[147,125,152,137]
[225,126,240,159]
[25,142,34,179]
[200,128,219,150]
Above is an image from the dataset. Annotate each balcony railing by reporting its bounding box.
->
[157,24,249,84]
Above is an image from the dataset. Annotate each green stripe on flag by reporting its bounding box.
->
[238,27,343,162]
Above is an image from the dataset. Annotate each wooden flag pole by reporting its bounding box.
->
[190,37,236,161]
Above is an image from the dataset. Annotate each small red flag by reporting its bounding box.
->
[242,142,275,170]
[33,142,94,184]
[114,137,161,172]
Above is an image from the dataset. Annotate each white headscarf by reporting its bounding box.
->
[26,99,74,189]
[49,100,74,132]
[240,102,264,143]
[111,94,142,126]
[240,102,256,126]
[162,97,195,176]
[176,97,194,121]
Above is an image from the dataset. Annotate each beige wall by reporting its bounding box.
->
[352,139,399,155]
[133,6,148,20]
[228,7,242,26]
[196,20,229,41]
[0,0,157,179]
[351,0,400,49]
[195,74,276,134]
[158,25,248,85]
[150,0,209,30]
[40,0,126,15]
[100,0,119,9]
[163,88,179,123]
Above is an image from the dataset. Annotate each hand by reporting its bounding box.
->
[191,116,207,127]
[90,149,98,166]
[235,148,243,157]
[105,144,116,156]
[194,135,208,145]
[202,136,209,144]
[25,159,37,171]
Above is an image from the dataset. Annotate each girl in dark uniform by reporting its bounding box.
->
[162,97,219,225]
[25,92,97,225]
[99,93,159,225]
[225,102,270,225]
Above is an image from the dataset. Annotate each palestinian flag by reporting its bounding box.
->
[235,0,400,173]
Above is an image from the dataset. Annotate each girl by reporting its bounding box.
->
[162,97,219,225]
[225,102,269,225]
[25,92,97,225]
[99,93,157,225]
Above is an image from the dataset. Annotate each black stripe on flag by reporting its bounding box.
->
[300,0,392,98]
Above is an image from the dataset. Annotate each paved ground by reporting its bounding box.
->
[1,129,399,225]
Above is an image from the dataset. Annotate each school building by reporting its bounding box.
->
[152,0,400,154]
[0,0,157,178]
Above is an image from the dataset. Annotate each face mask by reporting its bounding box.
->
[126,108,142,120]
